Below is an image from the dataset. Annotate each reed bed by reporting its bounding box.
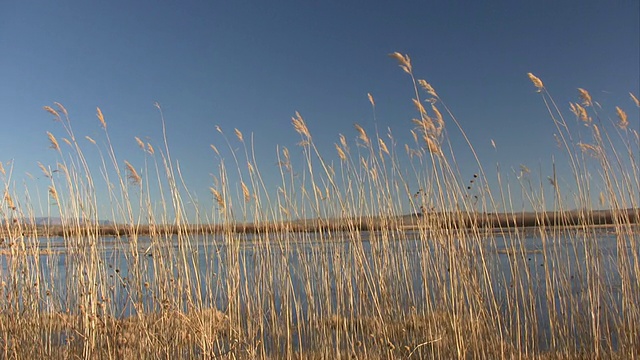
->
[0,54,638,359]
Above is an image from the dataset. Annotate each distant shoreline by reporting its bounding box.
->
[2,208,637,238]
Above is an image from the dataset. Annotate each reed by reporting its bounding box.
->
[0,55,638,359]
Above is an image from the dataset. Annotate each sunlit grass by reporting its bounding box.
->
[0,54,638,359]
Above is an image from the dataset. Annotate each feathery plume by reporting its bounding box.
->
[85,136,96,145]
[96,107,107,129]
[389,52,412,74]
[418,79,438,98]
[135,136,145,150]
[241,181,250,202]
[630,93,640,107]
[527,73,544,92]
[592,124,602,142]
[0,162,4,176]
[335,144,346,161]
[57,163,68,177]
[412,98,427,115]
[43,106,61,120]
[54,102,68,117]
[292,112,311,139]
[210,188,225,209]
[367,93,375,107]
[124,161,141,185]
[577,88,592,107]
[147,143,155,155]
[38,162,51,178]
[577,142,600,157]
[570,103,590,123]
[424,136,442,156]
[49,186,59,205]
[354,124,370,145]
[616,106,628,130]
[4,190,15,210]
[410,129,418,144]
[210,144,219,155]
[47,132,60,150]
[339,134,348,152]
[234,128,244,142]
[431,104,444,136]
[378,138,389,155]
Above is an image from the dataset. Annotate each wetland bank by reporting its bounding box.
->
[1,57,639,358]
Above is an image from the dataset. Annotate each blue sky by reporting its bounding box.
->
[1,1,638,222]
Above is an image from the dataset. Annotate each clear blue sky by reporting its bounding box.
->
[1,1,638,221]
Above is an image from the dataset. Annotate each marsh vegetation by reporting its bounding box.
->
[1,54,638,358]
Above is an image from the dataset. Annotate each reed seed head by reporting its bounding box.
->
[631,92,640,107]
[241,181,250,202]
[424,135,442,156]
[210,144,219,155]
[389,52,412,74]
[339,134,349,152]
[292,112,311,139]
[4,191,15,210]
[412,99,427,116]
[354,124,370,145]
[367,93,375,107]
[418,79,438,98]
[38,162,51,178]
[210,188,225,209]
[577,142,600,157]
[135,137,145,150]
[577,88,592,107]
[47,132,60,150]
[48,186,59,204]
[234,128,244,142]
[335,144,346,161]
[124,161,141,186]
[43,106,61,121]
[54,102,68,117]
[615,106,628,130]
[378,138,389,155]
[96,107,107,129]
[314,184,323,199]
[570,103,590,124]
[527,73,544,91]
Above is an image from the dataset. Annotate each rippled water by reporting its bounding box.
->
[1,228,637,352]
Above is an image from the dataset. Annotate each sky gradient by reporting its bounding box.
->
[1,1,638,221]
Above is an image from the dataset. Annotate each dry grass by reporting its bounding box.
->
[0,55,638,359]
